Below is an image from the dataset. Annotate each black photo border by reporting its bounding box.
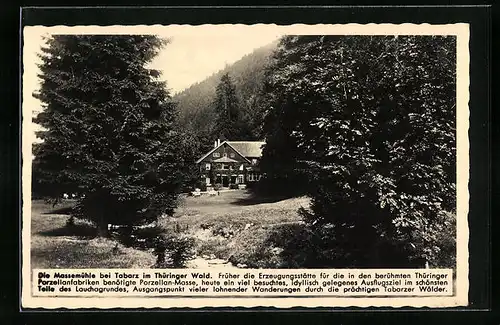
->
[3,4,493,325]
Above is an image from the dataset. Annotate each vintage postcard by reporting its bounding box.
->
[21,23,469,309]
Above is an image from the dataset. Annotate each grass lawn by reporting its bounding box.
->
[30,200,155,269]
[172,190,308,228]
[162,191,311,268]
[30,190,310,269]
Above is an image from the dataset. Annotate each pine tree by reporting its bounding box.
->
[212,73,250,140]
[33,35,185,236]
[261,35,456,267]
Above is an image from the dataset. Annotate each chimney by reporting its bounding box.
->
[217,139,221,146]
[214,140,217,148]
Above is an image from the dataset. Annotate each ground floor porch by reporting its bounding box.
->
[201,171,262,188]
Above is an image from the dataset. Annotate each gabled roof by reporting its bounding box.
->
[196,141,249,164]
[195,140,265,164]
[226,141,265,158]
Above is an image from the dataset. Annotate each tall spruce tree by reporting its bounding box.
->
[212,73,250,140]
[33,35,185,236]
[261,35,456,267]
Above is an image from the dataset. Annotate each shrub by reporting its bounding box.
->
[227,223,315,269]
[198,183,208,192]
[244,181,257,190]
[212,224,237,239]
[154,233,196,268]
[111,226,135,247]
[153,237,167,267]
[133,225,165,249]
[419,212,456,268]
[110,224,165,249]
[66,216,75,228]
[213,183,223,191]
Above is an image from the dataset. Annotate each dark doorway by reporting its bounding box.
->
[222,175,229,187]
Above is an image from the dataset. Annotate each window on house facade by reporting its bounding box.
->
[205,163,211,171]
[238,175,244,184]
[230,153,235,158]
[251,159,257,165]
[213,152,220,158]
[223,153,228,157]
[221,164,228,170]
[248,173,254,182]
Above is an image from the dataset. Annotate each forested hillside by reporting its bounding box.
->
[173,40,279,152]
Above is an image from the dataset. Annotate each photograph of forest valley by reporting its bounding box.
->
[29,32,457,272]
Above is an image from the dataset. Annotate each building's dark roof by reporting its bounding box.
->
[196,140,265,164]
[227,141,265,158]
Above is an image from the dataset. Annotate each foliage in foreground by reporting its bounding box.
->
[153,233,196,268]
[108,222,195,268]
[32,35,192,235]
[227,212,455,269]
[261,35,457,267]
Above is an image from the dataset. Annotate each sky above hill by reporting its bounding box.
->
[151,27,284,95]
[22,25,285,150]
[24,25,284,108]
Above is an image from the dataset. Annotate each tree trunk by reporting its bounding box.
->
[97,214,108,237]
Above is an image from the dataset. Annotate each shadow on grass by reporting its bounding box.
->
[43,206,74,215]
[38,224,97,238]
[231,192,294,206]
